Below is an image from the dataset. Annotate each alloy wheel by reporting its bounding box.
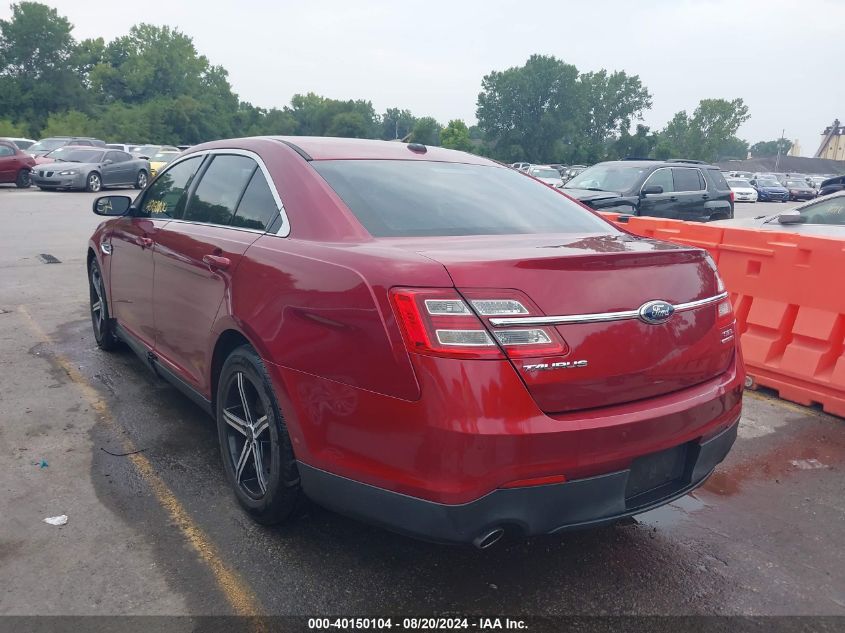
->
[222,372,272,499]
[90,265,105,336]
[88,174,101,192]
[137,172,147,188]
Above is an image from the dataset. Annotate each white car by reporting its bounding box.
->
[528,165,564,188]
[0,136,36,150]
[727,178,758,202]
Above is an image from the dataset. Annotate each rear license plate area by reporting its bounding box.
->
[625,443,689,505]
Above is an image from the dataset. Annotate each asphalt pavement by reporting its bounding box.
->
[0,186,841,624]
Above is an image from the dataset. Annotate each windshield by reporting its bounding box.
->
[758,179,781,187]
[727,179,752,187]
[785,181,806,187]
[51,149,105,163]
[313,160,615,237]
[29,139,67,152]
[564,164,647,192]
[530,168,560,179]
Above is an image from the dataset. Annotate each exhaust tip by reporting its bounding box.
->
[473,527,505,550]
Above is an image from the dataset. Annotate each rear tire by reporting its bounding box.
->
[15,169,31,188]
[88,258,119,351]
[135,170,148,190]
[216,346,301,525]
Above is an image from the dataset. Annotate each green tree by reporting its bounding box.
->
[0,1,90,134]
[381,107,416,140]
[410,116,441,145]
[440,119,473,152]
[476,55,580,162]
[40,110,95,137]
[327,111,371,138]
[575,70,652,162]
[750,138,791,157]
[654,98,750,162]
[0,118,27,136]
[612,124,656,159]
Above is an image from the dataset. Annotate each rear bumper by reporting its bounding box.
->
[298,419,739,544]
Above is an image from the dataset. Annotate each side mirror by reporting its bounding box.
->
[641,185,663,196]
[93,195,132,216]
[777,210,805,225]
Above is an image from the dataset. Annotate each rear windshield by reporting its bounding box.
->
[707,169,729,190]
[29,138,67,152]
[313,160,614,237]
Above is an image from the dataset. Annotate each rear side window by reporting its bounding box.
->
[672,168,704,192]
[184,155,256,225]
[142,156,203,218]
[708,169,729,190]
[312,160,614,237]
[0,144,14,157]
[231,170,278,231]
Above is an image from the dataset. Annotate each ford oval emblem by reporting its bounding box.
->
[638,300,675,324]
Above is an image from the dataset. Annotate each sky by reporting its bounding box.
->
[5,0,844,155]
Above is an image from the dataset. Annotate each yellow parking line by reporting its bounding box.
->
[18,305,263,618]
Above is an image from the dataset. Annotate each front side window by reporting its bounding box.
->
[141,156,203,218]
[0,144,14,157]
[183,155,256,225]
[231,170,279,230]
[672,168,704,192]
[106,151,129,163]
[643,168,674,193]
[313,160,615,237]
[797,197,845,225]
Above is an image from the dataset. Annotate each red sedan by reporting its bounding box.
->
[0,139,35,187]
[88,137,744,548]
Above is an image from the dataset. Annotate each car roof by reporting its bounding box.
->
[190,136,497,165]
[598,159,719,169]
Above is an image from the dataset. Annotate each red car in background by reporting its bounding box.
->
[0,139,35,187]
[87,137,744,548]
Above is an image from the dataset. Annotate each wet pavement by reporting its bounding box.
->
[0,188,842,620]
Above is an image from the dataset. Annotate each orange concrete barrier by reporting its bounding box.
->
[599,213,845,418]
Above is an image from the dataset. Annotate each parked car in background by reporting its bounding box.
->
[0,139,36,187]
[86,136,742,546]
[33,144,96,166]
[149,150,181,178]
[818,175,845,197]
[106,143,142,153]
[563,159,734,221]
[1,136,36,150]
[783,178,816,201]
[27,136,105,157]
[727,171,754,180]
[749,177,790,202]
[712,191,845,237]
[528,164,564,188]
[806,175,826,189]
[510,162,530,172]
[564,165,587,181]
[132,144,179,160]
[31,147,150,192]
[727,178,757,202]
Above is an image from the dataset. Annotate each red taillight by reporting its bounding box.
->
[390,288,503,359]
[390,288,568,359]
[729,190,735,202]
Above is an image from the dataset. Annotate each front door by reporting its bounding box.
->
[108,155,205,348]
[638,167,679,218]
[152,153,270,395]
[0,143,16,182]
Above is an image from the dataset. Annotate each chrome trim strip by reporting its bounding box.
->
[489,292,729,327]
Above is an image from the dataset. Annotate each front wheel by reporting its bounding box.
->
[88,258,119,351]
[217,346,302,525]
[15,169,31,188]
[85,172,102,193]
[135,170,148,190]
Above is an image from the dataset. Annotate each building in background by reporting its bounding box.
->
[788,139,801,157]
[815,119,845,160]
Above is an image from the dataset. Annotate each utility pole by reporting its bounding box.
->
[775,128,785,171]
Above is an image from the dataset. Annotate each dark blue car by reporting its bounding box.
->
[751,177,790,202]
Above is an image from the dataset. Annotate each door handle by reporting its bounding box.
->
[202,254,231,270]
[669,196,678,201]
[135,236,153,248]
[702,193,710,199]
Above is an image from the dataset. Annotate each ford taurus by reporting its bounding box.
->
[87,136,744,548]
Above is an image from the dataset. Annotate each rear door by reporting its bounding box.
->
[102,151,129,186]
[108,154,204,348]
[152,152,280,394]
[672,167,708,221]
